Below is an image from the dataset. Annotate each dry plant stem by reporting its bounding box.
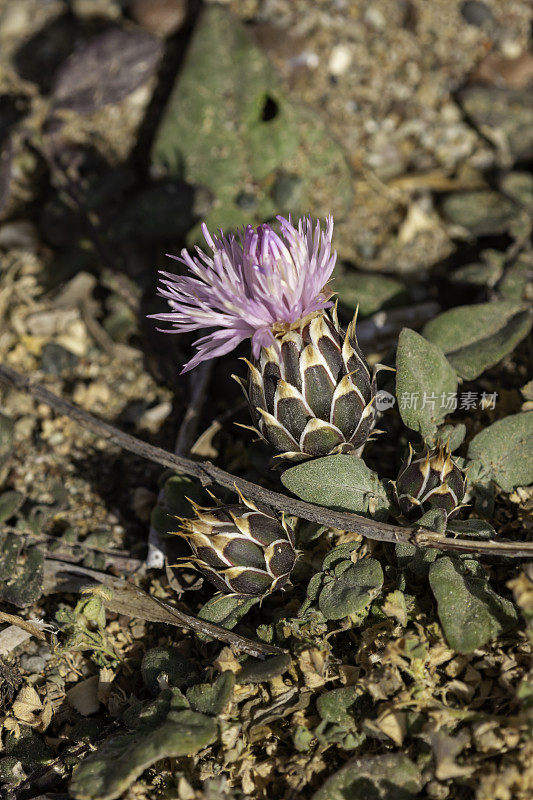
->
[147,359,213,568]
[43,557,285,659]
[1,363,532,558]
[0,611,46,641]
[356,301,440,349]
[175,361,214,456]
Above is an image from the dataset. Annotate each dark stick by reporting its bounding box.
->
[1,363,532,558]
[44,558,285,659]
[147,360,213,568]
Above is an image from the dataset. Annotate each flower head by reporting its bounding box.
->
[150,215,337,372]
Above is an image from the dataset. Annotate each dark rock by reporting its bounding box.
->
[52,28,163,113]
[458,85,533,161]
[41,343,78,375]
[113,181,212,241]
[460,1,493,27]
[271,171,303,210]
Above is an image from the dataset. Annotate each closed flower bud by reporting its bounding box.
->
[236,308,379,460]
[396,442,467,522]
[174,493,296,598]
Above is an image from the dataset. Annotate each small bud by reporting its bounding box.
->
[395,442,466,522]
[174,493,296,598]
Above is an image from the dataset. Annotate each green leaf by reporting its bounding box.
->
[417,508,448,534]
[458,85,533,162]
[318,558,384,621]
[186,671,235,715]
[440,190,518,235]
[322,543,360,572]
[467,412,533,491]
[335,270,405,317]
[395,543,439,577]
[446,519,496,540]
[451,260,503,288]
[237,653,291,684]
[422,301,532,380]
[0,413,14,485]
[281,455,389,519]
[316,686,358,724]
[0,491,24,523]
[433,423,466,452]
[311,752,421,800]
[500,171,533,209]
[150,474,205,537]
[141,647,198,694]
[395,328,458,440]
[429,556,518,654]
[151,5,352,238]
[499,255,533,303]
[70,699,217,800]
[198,594,259,631]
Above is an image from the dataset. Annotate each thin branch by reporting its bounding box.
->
[43,558,285,659]
[147,359,213,569]
[1,363,532,559]
[356,301,440,349]
[175,361,213,456]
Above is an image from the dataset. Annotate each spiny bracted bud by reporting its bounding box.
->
[174,493,296,598]
[236,308,379,461]
[395,442,467,522]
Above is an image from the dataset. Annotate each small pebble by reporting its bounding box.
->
[20,655,46,674]
[271,173,303,209]
[460,0,493,27]
[41,343,78,376]
[364,7,386,29]
[328,44,352,76]
[130,0,188,37]
[67,675,100,716]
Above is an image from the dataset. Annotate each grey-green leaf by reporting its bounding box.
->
[237,653,291,685]
[198,594,259,631]
[281,454,389,519]
[446,519,496,540]
[151,5,352,238]
[440,190,518,235]
[395,328,457,440]
[336,270,405,317]
[0,413,14,485]
[316,686,358,724]
[417,508,448,534]
[0,491,24,523]
[423,301,532,380]
[429,556,518,654]
[467,412,533,492]
[186,671,235,716]
[395,543,439,577]
[318,558,384,621]
[70,705,217,800]
[312,752,421,800]
[141,647,197,694]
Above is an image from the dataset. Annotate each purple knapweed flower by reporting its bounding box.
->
[150,215,337,372]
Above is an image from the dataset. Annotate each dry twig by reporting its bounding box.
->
[1,363,532,559]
